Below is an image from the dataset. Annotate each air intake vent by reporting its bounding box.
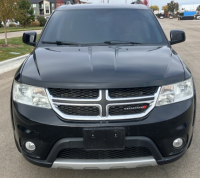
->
[58,147,152,159]
[58,105,100,116]
[108,87,158,98]
[48,88,99,99]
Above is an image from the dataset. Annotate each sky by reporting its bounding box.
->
[83,0,200,10]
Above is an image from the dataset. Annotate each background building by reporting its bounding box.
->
[81,0,135,3]
[29,0,135,17]
[180,4,200,12]
[30,0,58,17]
[29,0,86,17]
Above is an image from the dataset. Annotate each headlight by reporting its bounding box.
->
[13,81,51,109]
[156,78,193,106]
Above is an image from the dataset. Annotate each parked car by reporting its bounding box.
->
[1,19,19,27]
[169,15,173,19]
[197,16,200,20]
[160,16,164,19]
[11,4,196,170]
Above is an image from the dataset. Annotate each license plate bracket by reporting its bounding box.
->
[83,128,125,150]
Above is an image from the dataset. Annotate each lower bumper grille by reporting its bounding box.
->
[58,105,100,116]
[57,147,152,160]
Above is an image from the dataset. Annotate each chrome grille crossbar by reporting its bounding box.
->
[46,88,161,121]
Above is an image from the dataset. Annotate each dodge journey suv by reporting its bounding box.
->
[11,4,196,169]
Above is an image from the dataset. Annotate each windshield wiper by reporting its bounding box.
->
[104,40,146,45]
[42,40,145,46]
[42,41,80,45]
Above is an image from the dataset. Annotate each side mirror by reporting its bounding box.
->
[23,31,37,46]
[170,30,186,45]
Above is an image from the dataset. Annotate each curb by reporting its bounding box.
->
[0,54,29,75]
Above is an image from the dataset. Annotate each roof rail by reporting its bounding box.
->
[131,1,140,4]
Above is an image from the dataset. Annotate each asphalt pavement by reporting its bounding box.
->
[0,19,200,178]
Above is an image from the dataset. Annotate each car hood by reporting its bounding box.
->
[18,45,185,89]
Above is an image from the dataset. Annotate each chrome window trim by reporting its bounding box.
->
[47,89,102,102]
[106,89,158,101]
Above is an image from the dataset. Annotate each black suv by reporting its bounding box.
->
[11,4,196,169]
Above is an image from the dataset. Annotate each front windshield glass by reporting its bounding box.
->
[41,9,167,45]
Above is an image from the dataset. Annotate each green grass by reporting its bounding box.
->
[0,27,43,33]
[0,35,40,62]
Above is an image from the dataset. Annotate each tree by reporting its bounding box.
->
[150,5,159,12]
[143,0,149,6]
[167,1,179,14]
[162,5,169,13]
[37,16,47,27]
[0,0,19,45]
[16,0,35,28]
[197,5,200,12]
[0,19,2,28]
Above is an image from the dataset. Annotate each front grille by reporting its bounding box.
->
[48,87,159,120]
[109,104,149,116]
[57,147,152,159]
[108,87,158,98]
[48,88,99,99]
[58,105,100,116]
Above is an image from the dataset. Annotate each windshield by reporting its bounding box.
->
[40,9,168,45]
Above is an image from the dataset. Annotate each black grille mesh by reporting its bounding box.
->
[57,147,152,159]
[58,105,100,116]
[108,87,158,98]
[48,88,99,99]
[109,104,149,116]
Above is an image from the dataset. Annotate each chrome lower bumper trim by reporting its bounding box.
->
[52,157,157,170]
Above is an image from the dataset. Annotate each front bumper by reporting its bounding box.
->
[11,97,195,169]
[21,137,187,169]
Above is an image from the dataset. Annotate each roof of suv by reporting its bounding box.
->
[56,4,149,11]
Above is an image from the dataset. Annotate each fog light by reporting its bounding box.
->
[25,141,36,151]
[173,138,183,148]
